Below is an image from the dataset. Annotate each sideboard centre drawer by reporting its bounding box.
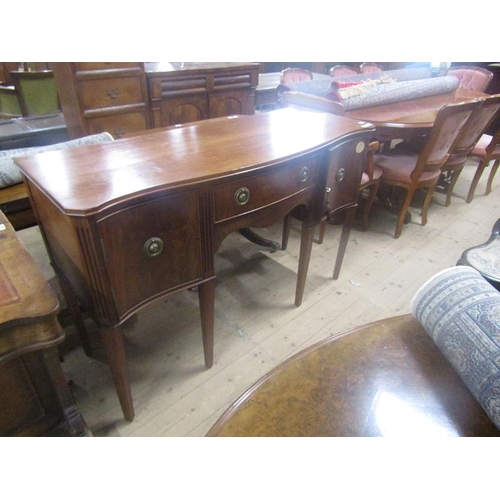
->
[213,155,321,223]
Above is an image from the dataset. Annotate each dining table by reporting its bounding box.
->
[344,88,487,142]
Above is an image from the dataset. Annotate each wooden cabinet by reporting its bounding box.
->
[52,62,151,139]
[145,62,260,127]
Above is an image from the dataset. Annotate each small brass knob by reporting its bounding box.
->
[234,187,250,206]
[144,237,164,258]
[336,168,345,183]
[299,166,310,182]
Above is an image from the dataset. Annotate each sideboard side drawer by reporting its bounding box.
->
[97,191,202,318]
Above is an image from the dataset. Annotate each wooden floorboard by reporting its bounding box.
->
[16,161,500,437]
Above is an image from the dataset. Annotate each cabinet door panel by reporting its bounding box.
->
[98,191,202,318]
[160,95,208,126]
[209,89,254,118]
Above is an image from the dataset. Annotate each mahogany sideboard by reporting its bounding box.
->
[16,109,375,422]
[0,210,87,436]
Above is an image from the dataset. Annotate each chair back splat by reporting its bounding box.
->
[279,68,313,84]
[359,62,383,74]
[329,65,358,77]
[440,95,500,205]
[446,66,493,92]
[466,126,500,202]
[10,70,60,117]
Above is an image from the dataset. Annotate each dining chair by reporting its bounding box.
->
[360,63,383,74]
[445,66,493,92]
[329,65,358,77]
[280,68,314,84]
[464,127,500,203]
[0,85,22,118]
[439,94,500,206]
[10,70,60,117]
[373,100,481,238]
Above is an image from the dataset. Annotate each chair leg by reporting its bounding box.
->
[421,182,438,226]
[444,168,463,207]
[485,158,500,195]
[466,160,487,203]
[394,187,414,239]
[360,182,379,231]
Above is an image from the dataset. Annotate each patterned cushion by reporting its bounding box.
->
[411,266,500,429]
[0,132,114,188]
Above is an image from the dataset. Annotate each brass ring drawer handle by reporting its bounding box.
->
[299,166,310,182]
[234,187,250,206]
[336,168,345,183]
[144,237,164,258]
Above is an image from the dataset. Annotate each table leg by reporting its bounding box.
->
[100,326,134,422]
[295,219,315,307]
[198,279,215,369]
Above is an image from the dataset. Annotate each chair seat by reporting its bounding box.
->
[470,134,500,160]
[375,154,441,183]
[360,165,383,185]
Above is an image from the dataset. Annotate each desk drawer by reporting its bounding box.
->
[85,109,148,139]
[98,191,202,318]
[213,155,321,223]
[80,75,145,110]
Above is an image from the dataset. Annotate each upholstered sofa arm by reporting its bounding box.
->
[0,132,114,189]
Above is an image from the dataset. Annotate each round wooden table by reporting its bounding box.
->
[207,314,499,437]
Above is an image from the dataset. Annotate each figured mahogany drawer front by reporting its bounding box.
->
[74,62,141,71]
[86,110,148,139]
[98,191,202,318]
[213,155,321,223]
[213,73,251,90]
[160,77,207,97]
[80,76,145,109]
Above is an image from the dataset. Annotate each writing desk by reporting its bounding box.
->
[16,109,375,421]
[345,88,486,142]
[0,210,87,436]
[207,314,499,436]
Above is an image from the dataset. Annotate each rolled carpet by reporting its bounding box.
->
[411,265,500,430]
